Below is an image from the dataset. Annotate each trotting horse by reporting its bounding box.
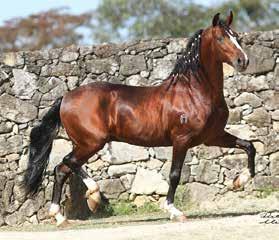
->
[24,11,255,226]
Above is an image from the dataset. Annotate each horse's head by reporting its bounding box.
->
[208,11,249,72]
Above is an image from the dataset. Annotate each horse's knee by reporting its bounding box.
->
[62,152,80,172]
[169,170,181,185]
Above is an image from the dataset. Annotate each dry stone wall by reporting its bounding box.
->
[0,30,278,226]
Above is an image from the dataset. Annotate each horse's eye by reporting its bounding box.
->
[217,36,224,43]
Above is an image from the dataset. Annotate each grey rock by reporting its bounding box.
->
[120,174,135,190]
[0,135,23,157]
[0,121,13,134]
[253,176,279,190]
[247,76,269,92]
[184,182,218,204]
[19,199,38,217]
[167,39,187,53]
[41,62,80,76]
[120,55,146,75]
[5,212,24,226]
[0,175,6,191]
[47,139,72,171]
[234,92,262,108]
[108,163,137,177]
[0,215,4,226]
[271,110,279,121]
[108,142,149,164]
[145,158,164,170]
[127,40,165,53]
[2,52,24,67]
[3,181,14,208]
[154,147,173,161]
[228,107,241,124]
[150,58,174,80]
[131,168,169,195]
[197,146,223,160]
[98,179,125,199]
[67,76,79,90]
[86,58,119,75]
[12,69,38,100]
[226,125,256,140]
[61,51,79,62]
[41,81,68,103]
[220,154,247,170]
[243,108,271,127]
[195,160,220,184]
[0,94,37,123]
[270,152,279,176]
[258,90,279,111]
[243,44,275,74]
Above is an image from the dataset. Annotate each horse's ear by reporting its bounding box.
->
[212,13,220,27]
[226,10,233,26]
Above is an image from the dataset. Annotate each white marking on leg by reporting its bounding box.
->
[225,30,248,64]
[49,203,60,215]
[163,201,183,220]
[55,212,67,226]
[83,177,99,192]
[238,168,251,186]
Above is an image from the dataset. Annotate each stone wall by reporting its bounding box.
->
[0,30,278,226]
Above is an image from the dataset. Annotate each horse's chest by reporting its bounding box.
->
[203,105,229,134]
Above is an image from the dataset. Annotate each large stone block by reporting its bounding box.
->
[195,160,220,184]
[86,58,119,74]
[0,94,37,123]
[12,69,38,100]
[270,152,279,176]
[98,179,125,199]
[47,139,72,171]
[219,154,247,170]
[243,108,271,127]
[0,135,23,157]
[150,58,175,80]
[108,142,149,164]
[131,168,169,195]
[183,182,219,204]
[108,163,137,177]
[234,92,262,108]
[120,55,146,75]
[243,44,275,74]
[258,90,279,111]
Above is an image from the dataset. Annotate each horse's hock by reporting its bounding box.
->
[0,30,278,226]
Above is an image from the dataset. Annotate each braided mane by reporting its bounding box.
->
[166,29,203,88]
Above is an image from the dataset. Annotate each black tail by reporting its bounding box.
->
[24,97,63,195]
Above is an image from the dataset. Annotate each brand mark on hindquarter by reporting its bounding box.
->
[180,114,188,124]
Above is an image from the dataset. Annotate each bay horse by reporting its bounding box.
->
[24,11,255,226]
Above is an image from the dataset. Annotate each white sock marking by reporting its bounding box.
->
[164,201,183,219]
[49,203,60,214]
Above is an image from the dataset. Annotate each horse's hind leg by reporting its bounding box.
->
[49,145,103,226]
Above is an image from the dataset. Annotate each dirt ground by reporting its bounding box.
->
[1,214,278,240]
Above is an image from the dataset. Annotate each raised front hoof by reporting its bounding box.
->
[86,190,101,213]
[171,214,187,222]
[233,169,251,190]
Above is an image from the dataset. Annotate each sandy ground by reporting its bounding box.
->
[1,214,278,240]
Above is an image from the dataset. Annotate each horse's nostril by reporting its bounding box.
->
[247,58,249,66]
[237,58,242,65]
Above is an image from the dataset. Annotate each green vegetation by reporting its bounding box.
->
[94,200,161,218]
[255,188,279,199]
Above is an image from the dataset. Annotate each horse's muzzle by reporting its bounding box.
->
[234,55,249,72]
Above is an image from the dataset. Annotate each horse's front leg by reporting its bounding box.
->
[205,131,256,188]
[163,144,187,221]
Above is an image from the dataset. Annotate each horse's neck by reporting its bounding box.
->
[200,42,225,104]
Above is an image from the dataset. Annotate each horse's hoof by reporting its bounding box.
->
[86,190,101,213]
[172,214,187,222]
[233,169,251,190]
[57,218,69,228]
